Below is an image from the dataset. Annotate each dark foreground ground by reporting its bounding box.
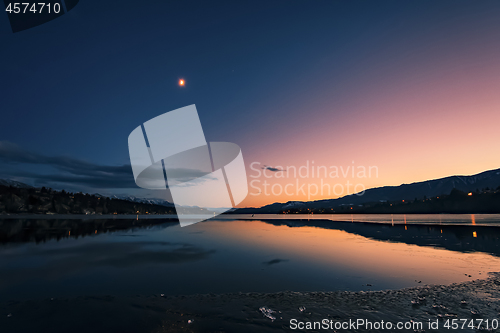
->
[2,273,500,333]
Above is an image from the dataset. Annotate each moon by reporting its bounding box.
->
[178,79,185,87]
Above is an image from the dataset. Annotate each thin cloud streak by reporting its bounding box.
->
[262,165,286,172]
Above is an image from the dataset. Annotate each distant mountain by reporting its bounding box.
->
[109,195,175,207]
[233,167,500,214]
[0,179,33,189]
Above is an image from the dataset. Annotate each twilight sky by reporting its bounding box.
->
[1,0,500,207]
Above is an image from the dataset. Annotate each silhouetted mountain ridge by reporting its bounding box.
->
[233,167,500,214]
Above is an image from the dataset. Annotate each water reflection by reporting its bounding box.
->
[0,218,178,244]
[258,219,500,257]
[0,240,214,297]
[1,216,500,302]
[220,213,500,226]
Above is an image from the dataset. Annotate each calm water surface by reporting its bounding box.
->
[1,215,500,302]
[222,213,500,226]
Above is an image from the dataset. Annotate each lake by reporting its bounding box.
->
[1,214,500,302]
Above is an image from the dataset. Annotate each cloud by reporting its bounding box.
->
[0,141,136,189]
[0,141,220,192]
[262,258,289,265]
[262,165,286,172]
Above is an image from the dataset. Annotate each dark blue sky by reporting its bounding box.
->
[1,1,500,202]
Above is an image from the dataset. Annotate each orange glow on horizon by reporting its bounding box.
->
[234,40,500,208]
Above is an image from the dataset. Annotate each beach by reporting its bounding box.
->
[2,272,500,332]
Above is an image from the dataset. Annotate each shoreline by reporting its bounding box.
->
[0,213,180,220]
[2,272,500,332]
[2,213,500,227]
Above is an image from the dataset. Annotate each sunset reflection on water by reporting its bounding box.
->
[1,217,500,302]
